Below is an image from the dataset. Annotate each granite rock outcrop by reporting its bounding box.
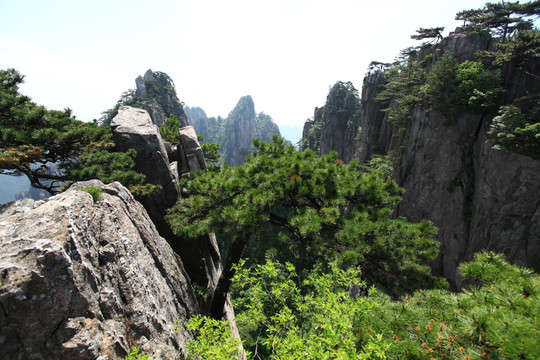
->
[0,180,198,359]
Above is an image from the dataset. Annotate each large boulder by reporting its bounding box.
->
[0,180,198,359]
[110,106,180,246]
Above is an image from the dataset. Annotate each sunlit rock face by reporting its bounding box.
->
[0,180,198,359]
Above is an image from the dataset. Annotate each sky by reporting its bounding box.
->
[1,0,493,127]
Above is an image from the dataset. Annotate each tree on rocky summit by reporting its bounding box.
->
[0,68,152,195]
[456,1,539,42]
[411,27,445,45]
[167,136,442,319]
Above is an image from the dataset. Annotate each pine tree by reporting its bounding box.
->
[456,1,539,42]
[167,137,441,319]
[0,68,150,194]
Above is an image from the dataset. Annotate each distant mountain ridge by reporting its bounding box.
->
[186,96,283,166]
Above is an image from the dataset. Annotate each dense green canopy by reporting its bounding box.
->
[167,137,441,318]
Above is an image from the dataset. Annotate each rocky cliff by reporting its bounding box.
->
[110,106,224,310]
[0,180,198,359]
[301,82,362,163]
[301,28,540,286]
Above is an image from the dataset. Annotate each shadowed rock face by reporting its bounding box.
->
[0,180,198,359]
[302,28,540,286]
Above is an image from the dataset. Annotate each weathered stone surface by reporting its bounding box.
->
[319,82,361,163]
[109,107,234,325]
[178,126,207,177]
[0,180,198,359]
[434,27,494,63]
[110,106,180,244]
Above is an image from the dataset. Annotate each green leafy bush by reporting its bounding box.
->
[452,60,503,112]
[81,186,102,202]
[421,56,502,116]
[159,115,181,144]
[125,346,150,360]
[187,253,538,360]
[488,105,540,159]
[186,315,247,359]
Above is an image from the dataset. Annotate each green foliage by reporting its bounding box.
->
[482,28,540,66]
[420,54,458,114]
[186,315,247,359]
[125,346,150,360]
[159,115,181,144]
[81,186,102,202]
[300,119,321,153]
[488,105,540,158]
[167,137,441,308]
[411,27,445,45]
[0,68,150,195]
[189,253,538,360]
[376,60,425,127]
[200,142,221,168]
[456,1,538,42]
[256,112,282,142]
[421,56,503,116]
[232,260,390,360]
[358,252,540,360]
[364,154,394,179]
[453,60,503,112]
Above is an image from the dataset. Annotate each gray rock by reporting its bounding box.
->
[110,106,180,244]
[222,96,257,166]
[178,126,207,177]
[0,180,199,359]
[109,107,237,329]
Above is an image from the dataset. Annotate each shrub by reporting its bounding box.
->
[81,186,102,202]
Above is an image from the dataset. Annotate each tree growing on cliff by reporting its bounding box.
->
[456,1,539,42]
[411,27,445,45]
[0,68,151,195]
[167,136,442,319]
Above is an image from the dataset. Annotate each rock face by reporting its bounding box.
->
[0,180,198,359]
[110,106,180,244]
[301,82,361,163]
[178,126,208,176]
[135,69,189,128]
[301,28,540,285]
[220,96,257,166]
[109,107,227,319]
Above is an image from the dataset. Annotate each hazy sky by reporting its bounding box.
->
[1,0,492,127]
